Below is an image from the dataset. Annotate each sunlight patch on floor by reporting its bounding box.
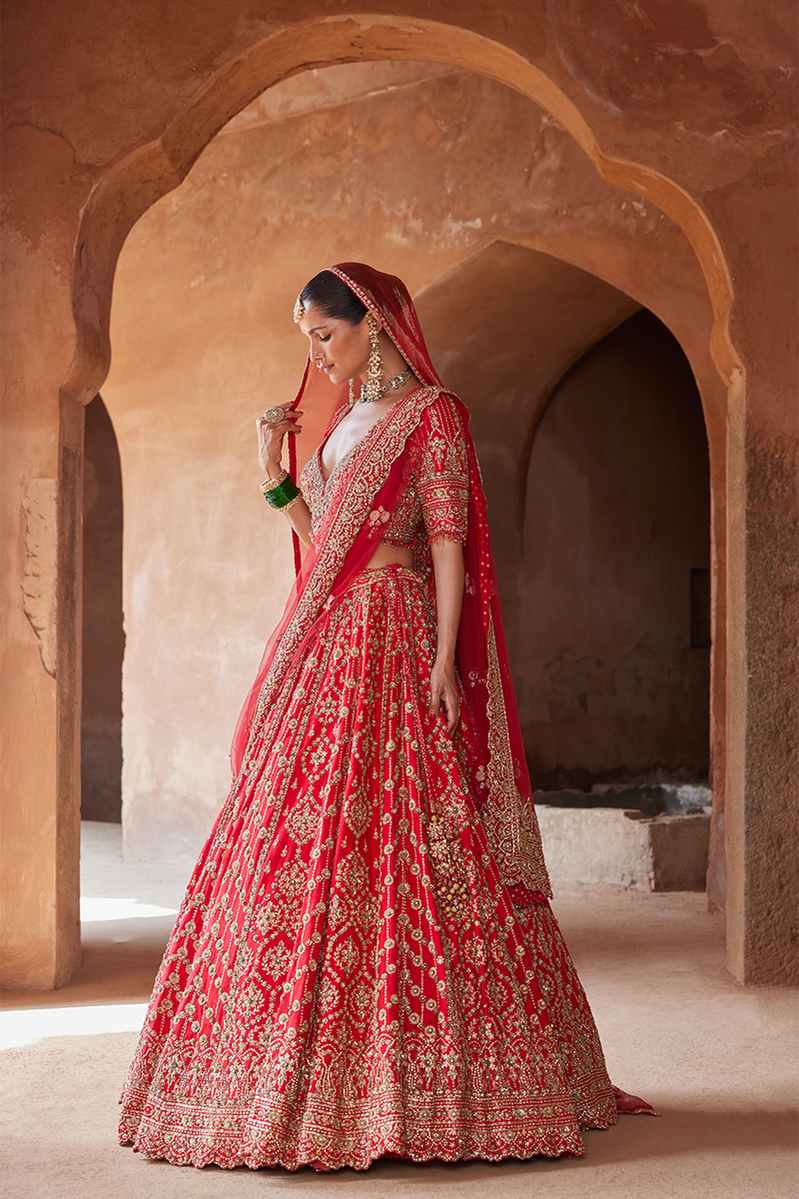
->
[80,897,178,922]
[0,1003,147,1049]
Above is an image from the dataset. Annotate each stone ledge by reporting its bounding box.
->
[535,806,710,892]
[535,783,712,816]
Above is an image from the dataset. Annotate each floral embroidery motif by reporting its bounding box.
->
[368,506,390,533]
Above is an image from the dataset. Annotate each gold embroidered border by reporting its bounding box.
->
[252,386,441,728]
[481,610,552,897]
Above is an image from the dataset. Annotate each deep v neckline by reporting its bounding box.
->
[317,390,421,484]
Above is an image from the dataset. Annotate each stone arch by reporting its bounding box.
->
[417,242,712,791]
[61,15,740,414]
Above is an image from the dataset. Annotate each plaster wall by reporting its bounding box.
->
[104,66,717,859]
[0,193,83,989]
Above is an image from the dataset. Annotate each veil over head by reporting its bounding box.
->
[287,263,444,490]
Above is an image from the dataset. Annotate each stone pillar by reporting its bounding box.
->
[0,127,85,990]
[726,391,799,985]
[721,147,799,983]
[0,397,83,991]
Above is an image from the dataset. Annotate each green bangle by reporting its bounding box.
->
[264,476,301,509]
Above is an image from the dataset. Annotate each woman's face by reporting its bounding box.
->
[298,303,372,387]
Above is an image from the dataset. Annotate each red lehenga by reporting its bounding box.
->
[119,265,649,1171]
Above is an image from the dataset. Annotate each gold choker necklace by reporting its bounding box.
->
[350,366,413,405]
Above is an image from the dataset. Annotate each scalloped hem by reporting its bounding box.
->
[119,1131,587,1172]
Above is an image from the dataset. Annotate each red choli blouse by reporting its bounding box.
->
[300,394,469,547]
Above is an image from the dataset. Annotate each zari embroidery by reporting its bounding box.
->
[480,610,551,895]
[119,568,616,1171]
[301,393,469,549]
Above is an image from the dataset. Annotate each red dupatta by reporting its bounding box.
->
[232,263,551,899]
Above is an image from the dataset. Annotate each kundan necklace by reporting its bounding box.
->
[351,365,413,405]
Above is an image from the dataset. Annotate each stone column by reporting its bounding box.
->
[0,128,86,990]
[726,393,799,984]
[722,162,799,985]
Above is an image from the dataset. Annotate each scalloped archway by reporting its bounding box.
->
[55,15,746,986]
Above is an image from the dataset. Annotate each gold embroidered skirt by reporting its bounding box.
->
[118,565,616,1170]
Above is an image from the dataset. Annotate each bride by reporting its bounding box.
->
[119,262,653,1171]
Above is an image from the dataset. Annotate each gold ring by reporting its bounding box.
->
[263,406,285,424]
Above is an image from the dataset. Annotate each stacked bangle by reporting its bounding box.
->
[260,471,302,511]
[276,489,303,512]
[260,469,288,490]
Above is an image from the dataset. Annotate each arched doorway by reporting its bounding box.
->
[100,66,721,870]
[521,309,710,789]
[8,18,754,992]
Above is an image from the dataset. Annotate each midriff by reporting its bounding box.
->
[364,542,414,571]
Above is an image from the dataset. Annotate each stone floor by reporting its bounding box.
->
[1,822,797,1199]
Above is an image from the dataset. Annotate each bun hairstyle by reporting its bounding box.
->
[300,271,368,325]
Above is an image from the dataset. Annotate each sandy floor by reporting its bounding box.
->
[1,821,797,1199]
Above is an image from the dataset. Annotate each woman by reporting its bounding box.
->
[119,263,653,1171]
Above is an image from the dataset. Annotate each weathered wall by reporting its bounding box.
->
[1,1,795,987]
[0,131,84,987]
[103,66,716,859]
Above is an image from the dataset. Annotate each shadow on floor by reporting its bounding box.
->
[124,1105,798,1183]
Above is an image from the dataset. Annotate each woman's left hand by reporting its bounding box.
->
[429,657,460,735]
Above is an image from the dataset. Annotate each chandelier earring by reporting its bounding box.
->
[361,313,384,403]
[351,312,413,405]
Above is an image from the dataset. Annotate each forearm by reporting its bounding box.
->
[260,467,313,548]
[257,408,312,547]
[430,538,465,662]
[280,496,313,548]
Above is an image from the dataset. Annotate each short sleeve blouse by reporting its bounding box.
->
[382,394,469,546]
[300,392,469,547]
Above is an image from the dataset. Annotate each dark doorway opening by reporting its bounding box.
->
[81,394,124,822]
[523,309,711,791]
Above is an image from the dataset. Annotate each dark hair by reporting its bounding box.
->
[300,271,368,325]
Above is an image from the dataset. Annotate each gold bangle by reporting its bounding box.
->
[281,493,303,512]
[260,469,288,493]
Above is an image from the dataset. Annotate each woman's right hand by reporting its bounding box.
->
[256,408,303,475]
